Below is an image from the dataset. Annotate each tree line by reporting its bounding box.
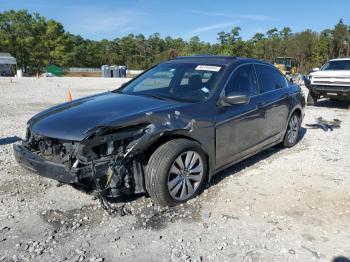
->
[1,10,350,74]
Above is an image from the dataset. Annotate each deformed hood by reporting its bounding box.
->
[28,92,178,141]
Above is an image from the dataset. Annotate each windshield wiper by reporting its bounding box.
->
[139,93,173,101]
[122,92,189,102]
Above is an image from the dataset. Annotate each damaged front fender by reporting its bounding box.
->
[18,108,207,200]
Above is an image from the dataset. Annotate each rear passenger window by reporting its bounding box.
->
[226,64,258,96]
[255,64,288,93]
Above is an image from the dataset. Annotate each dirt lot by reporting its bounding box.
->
[0,77,349,262]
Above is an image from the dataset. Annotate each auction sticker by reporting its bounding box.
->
[195,65,221,72]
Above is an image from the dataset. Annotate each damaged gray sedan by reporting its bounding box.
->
[14,55,305,206]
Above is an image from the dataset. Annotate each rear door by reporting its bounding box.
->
[254,64,290,140]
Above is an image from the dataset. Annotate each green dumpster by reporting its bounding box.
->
[46,64,63,76]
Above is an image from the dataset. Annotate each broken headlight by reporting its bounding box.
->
[92,124,149,157]
[22,126,30,142]
[106,140,114,155]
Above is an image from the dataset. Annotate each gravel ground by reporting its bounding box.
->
[0,77,349,262]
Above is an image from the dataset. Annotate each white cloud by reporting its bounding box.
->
[190,22,238,34]
[66,9,145,36]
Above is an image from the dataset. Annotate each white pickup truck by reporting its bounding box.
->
[306,58,350,105]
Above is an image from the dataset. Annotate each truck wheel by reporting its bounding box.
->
[307,92,317,106]
[146,139,207,206]
[283,113,301,148]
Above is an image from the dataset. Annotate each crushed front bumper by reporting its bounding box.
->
[13,144,77,184]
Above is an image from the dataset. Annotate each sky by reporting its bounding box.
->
[1,0,350,43]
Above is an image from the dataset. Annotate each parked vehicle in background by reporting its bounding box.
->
[14,55,305,206]
[274,57,297,76]
[0,52,16,76]
[306,58,350,105]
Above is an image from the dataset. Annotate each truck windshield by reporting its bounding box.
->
[118,63,224,102]
[321,60,350,70]
[275,58,292,67]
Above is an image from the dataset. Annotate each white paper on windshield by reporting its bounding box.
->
[195,65,221,72]
[201,87,209,93]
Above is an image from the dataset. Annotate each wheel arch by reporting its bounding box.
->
[142,133,211,182]
[282,105,303,139]
[288,104,303,122]
[144,133,208,161]
[292,107,302,119]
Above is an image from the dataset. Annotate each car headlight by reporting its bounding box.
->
[22,127,30,141]
[106,140,114,155]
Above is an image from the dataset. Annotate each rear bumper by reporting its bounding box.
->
[13,144,77,184]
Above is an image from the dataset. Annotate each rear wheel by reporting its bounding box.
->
[283,113,301,148]
[146,139,207,206]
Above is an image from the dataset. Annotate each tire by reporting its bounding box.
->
[283,113,301,148]
[146,139,207,206]
[306,91,317,106]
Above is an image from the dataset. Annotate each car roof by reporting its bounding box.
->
[165,55,269,66]
[329,58,350,61]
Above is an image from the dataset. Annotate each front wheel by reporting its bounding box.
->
[146,139,207,206]
[283,113,301,148]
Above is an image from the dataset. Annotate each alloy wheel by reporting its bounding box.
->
[287,115,299,144]
[167,150,204,201]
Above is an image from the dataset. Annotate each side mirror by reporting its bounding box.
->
[312,67,320,72]
[220,92,250,107]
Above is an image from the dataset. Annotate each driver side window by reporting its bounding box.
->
[226,64,258,96]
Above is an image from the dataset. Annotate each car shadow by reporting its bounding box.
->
[85,127,307,206]
[315,99,350,109]
[0,136,22,146]
[107,193,147,204]
[209,127,307,188]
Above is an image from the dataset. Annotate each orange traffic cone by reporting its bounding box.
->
[66,90,73,102]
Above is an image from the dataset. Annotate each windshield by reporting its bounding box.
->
[118,62,224,102]
[321,60,350,70]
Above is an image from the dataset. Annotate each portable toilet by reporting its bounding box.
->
[110,65,114,77]
[120,66,127,78]
[111,65,120,78]
[101,65,110,77]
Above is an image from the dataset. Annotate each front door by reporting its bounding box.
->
[215,64,265,168]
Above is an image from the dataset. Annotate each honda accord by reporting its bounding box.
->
[14,55,305,206]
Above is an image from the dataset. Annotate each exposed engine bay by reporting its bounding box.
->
[21,124,150,200]
[14,108,199,214]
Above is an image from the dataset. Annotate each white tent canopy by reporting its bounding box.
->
[0,52,16,65]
